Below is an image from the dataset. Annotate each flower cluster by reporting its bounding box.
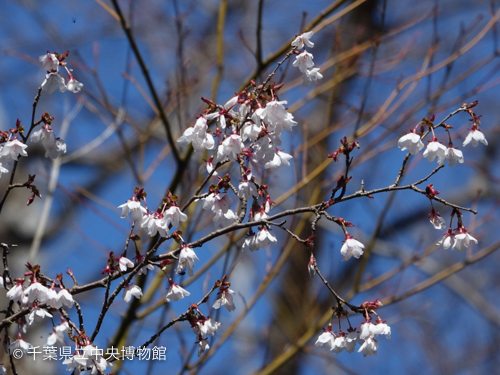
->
[186,306,221,357]
[39,51,83,94]
[437,221,478,252]
[316,301,390,357]
[291,31,323,86]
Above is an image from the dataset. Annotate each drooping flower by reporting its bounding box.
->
[30,127,66,159]
[315,325,335,350]
[39,53,59,71]
[293,51,314,73]
[165,279,190,302]
[164,205,188,228]
[397,132,424,155]
[9,334,33,356]
[302,68,323,87]
[463,127,488,147]
[291,31,315,49]
[66,76,84,93]
[445,146,464,167]
[177,116,215,152]
[429,208,446,230]
[212,287,236,312]
[453,226,478,252]
[436,228,455,249]
[340,234,365,261]
[56,289,74,308]
[118,199,146,223]
[0,139,28,161]
[41,72,67,94]
[28,305,53,325]
[24,281,49,303]
[176,245,200,277]
[423,139,446,164]
[117,255,134,272]
[123,284,142,303]
[358,336,378,357]
[255,227,277,249]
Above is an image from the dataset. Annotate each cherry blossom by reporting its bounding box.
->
[293,51,314,73]
[118,255,134,272]
[315,326,335,350]
[264,149,293,169]
[46,322,69,346]
[177,116,215,152]
[164,205,188,228]
[423,140,446,164]
[429,208,446,230]
[41,72,67,94]
[340,234,365,261]
[165,279,191,302]
[0,139,28,161]
[28,305,53,325]
[9,334,33,356]
[302,68,323,87]
[397,132,424,155]
[219,133,244,161]
[123,284,142,303]
[445,146,464,167]
[30,127,66,159]
[24,281,49,303]
[291,31,315,49]
[212,287,236,312]
[141,212,169,237]
[437,228,455,249]
[6,282,24,303]
[197,337,210,357]
[118,199,147,223]
[255,227,277,249]
[66,76,84,93]
[176,245,200,277]
[453,226,478,252]
[463,127,488,147]
[39,53,59,71]
[358,336,378,357]
[56,289,75,308]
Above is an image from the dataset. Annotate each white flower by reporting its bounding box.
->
[28,306,53,325]
[340,236,365,261]
[302,68,323,87]
[293,51,314,73]
[66,77,84,93]
[429,209,446,230]
[91,356,111,374]
[315,328,335,350]
[371,322,391,339]
[219,134,244,161]
[62,354,90,372]
[0,139,28,161]
[197,318,221,338]
[9,336,33,356]
[212,288,236,312]
[39,53,59,71]
[358,336,378,357]
[118,256,134,272]
[123,284,142,303]
[264,149,293,169]
[241,120,262,142]
[46,322,69,346]
[164,206,188,228]
[6,283,24,303]
[30,128,66,159]
[141,212,169,237]
[165,281,190,302]
[176,245,200,277]
[397,132,424,155]
[445,147,464,167]
[177,116,215,152]
[24,282,49,303]
[137,263,155,276]
[331,335,347,354]
[463,128,488,147]
[197,338,210,357]
[255,228,277,249]
[242,233,259,252]
[436,230,455,249]
[238,179,257,200]
[345,329,359,353]
[453,231,478,252]
[41,72,67,94]
[56,289,74,308]
[0,162,8,177]
[291,31,314,49]
[118,199,146,223]
[423,140,446,164]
